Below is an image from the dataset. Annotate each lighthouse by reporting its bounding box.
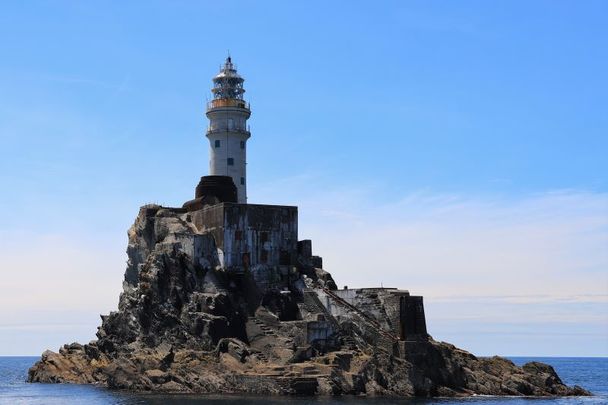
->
[206,57,251,203]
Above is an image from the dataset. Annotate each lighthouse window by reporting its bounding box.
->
[240,141,245,149]
[279,250,290,265]
[240,177,245,185]
[214,140,220,148]
[227,158,234,166]
[228,118,234,130]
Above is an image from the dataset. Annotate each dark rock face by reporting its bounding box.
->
[28,206,590,397]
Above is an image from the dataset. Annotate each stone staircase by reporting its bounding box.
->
[320,287,400,344]
[340,335,360,352]
[249,316,277,337]
[366,301,384,314]
[253,350,269,362]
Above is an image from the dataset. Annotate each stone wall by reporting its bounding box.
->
[400,295,427,339]
[190,203,298,273]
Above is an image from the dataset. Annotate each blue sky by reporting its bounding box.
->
[0,1,606,356]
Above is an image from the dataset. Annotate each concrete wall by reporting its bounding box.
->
[400,295,427,339]
[190,204,225,250]
[172,233,220,270]
[206,107,251,203]
[325,288,427,342]
[191,203,298,276]
[306,320,334,344]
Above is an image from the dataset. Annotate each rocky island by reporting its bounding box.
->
[29,58,589,398]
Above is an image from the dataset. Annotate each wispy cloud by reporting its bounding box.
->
[0,231,125,313]
[39,73,132,94]
[290,186,608,300]
[428,293,608,304]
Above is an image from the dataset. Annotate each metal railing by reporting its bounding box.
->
[206,126,250,135]
[206,99,250,110]
[321,286,400,343]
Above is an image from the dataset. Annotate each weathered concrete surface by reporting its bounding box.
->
[28,205,590,397]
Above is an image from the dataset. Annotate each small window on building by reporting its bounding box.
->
[227,158,234,166]
[242,252,250,269]
[279,250,290,265]
[260,250,268,263]
[228,118,234,130]
[214,140,220,148]
[240,177,245,185]
[235,230,242,241]
[240,141,245,149]
[260,232,269,243]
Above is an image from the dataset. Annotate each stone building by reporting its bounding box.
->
[182,56,428,347]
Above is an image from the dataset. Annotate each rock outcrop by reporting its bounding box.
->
[28,205,590,397]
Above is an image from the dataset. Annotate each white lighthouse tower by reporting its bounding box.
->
[206,57,251,203]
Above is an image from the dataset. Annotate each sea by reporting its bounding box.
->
[0,357,605,405]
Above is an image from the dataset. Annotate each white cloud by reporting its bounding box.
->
[0,232,126,354]
[295,188,608,301]
[0,231,125,313]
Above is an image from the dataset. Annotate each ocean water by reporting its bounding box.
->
[0,357,605,404]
